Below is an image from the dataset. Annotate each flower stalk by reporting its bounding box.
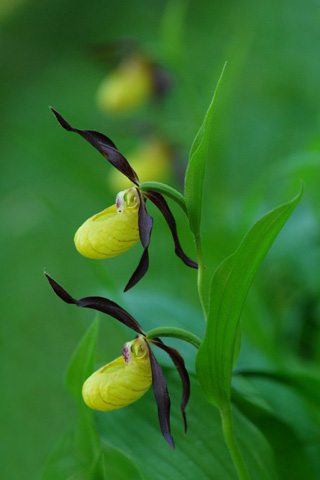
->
[194,233,208,321]
[139,181,188,216]
[220,405,250,480]
[147,327,201,349]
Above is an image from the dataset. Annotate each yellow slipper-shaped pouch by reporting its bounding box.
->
[82,336,152,411]
[74,187,140,259]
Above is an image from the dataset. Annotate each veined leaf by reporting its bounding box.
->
[40,431,143,480]
[40,431,84,480]
[195,186,303,409]
[42,318,143,479]
[232,379,317,480]
[96,371,277,480]
[65,317,100,401]
[66,318,102,473]
[184,63,226,237]
[236,368,320,416]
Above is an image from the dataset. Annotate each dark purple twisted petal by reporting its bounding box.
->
[45,273,145,335]
[50,107,139,185]
[137,190,153,249]
[124,190,154,292]
[151,338,190,434]
[146,342,175,449]
[143,190,198,269]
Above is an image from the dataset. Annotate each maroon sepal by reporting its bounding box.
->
[146,342,175,449]
[90,38,136,64]
[143,190,198,269]
[45,273,145,335]
[151,338,190,434]
[152,64,172,98]
[50,107,139,185]
[124,190,153,292]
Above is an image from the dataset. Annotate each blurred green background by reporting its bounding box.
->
[1,0,320,478]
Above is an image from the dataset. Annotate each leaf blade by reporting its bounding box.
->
[196,186,303,409]
[184,63,226,236]
[96,371,277,480]
[66,317,100,401]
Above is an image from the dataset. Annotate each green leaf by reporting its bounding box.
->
[65,318,101,466]
[42,317,143,480]
[98,443,144,480]
[66,317,100,401]
[232,376,318,480]
[184,63,226,236]
[40,431,82,480]
[75,406,100,469]
[40,414,101,480]
[66,318,101,472]
[95,371,277,480]
[236,368,320,409]
[41,432,144,480]
[195,186,303,409]
[41,319,102,480]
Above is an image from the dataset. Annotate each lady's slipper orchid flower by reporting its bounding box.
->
[92,40,171,114]
[50,108,198,291]
[74,187,140,259]
[45,273,190,449]
[82,336,152,411]
[96,54,154,114]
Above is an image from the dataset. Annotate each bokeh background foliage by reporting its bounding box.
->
[1,0,320,478]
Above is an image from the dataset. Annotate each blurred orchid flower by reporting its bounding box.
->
[50,108,197,291]
[45,273,190,449]
[96,54,154,114]
[91,39,171,114]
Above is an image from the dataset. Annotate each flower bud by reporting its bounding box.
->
[82,336,152,411]
[96,55,153,114]
[74,187,140,259]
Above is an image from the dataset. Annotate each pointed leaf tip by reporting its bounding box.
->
[196,185,303,408]
[184,63,226,236]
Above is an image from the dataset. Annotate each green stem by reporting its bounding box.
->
[194,233,208,321]
[139,181,188,216]
[146,327,201,349]
[220,405,250,480]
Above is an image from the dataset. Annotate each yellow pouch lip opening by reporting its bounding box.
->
[91,204,117,222]
[99,355,125,374]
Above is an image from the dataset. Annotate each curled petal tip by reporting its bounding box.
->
[45,274,145,335]
[50,108,139,184]
[45,272,76,305]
